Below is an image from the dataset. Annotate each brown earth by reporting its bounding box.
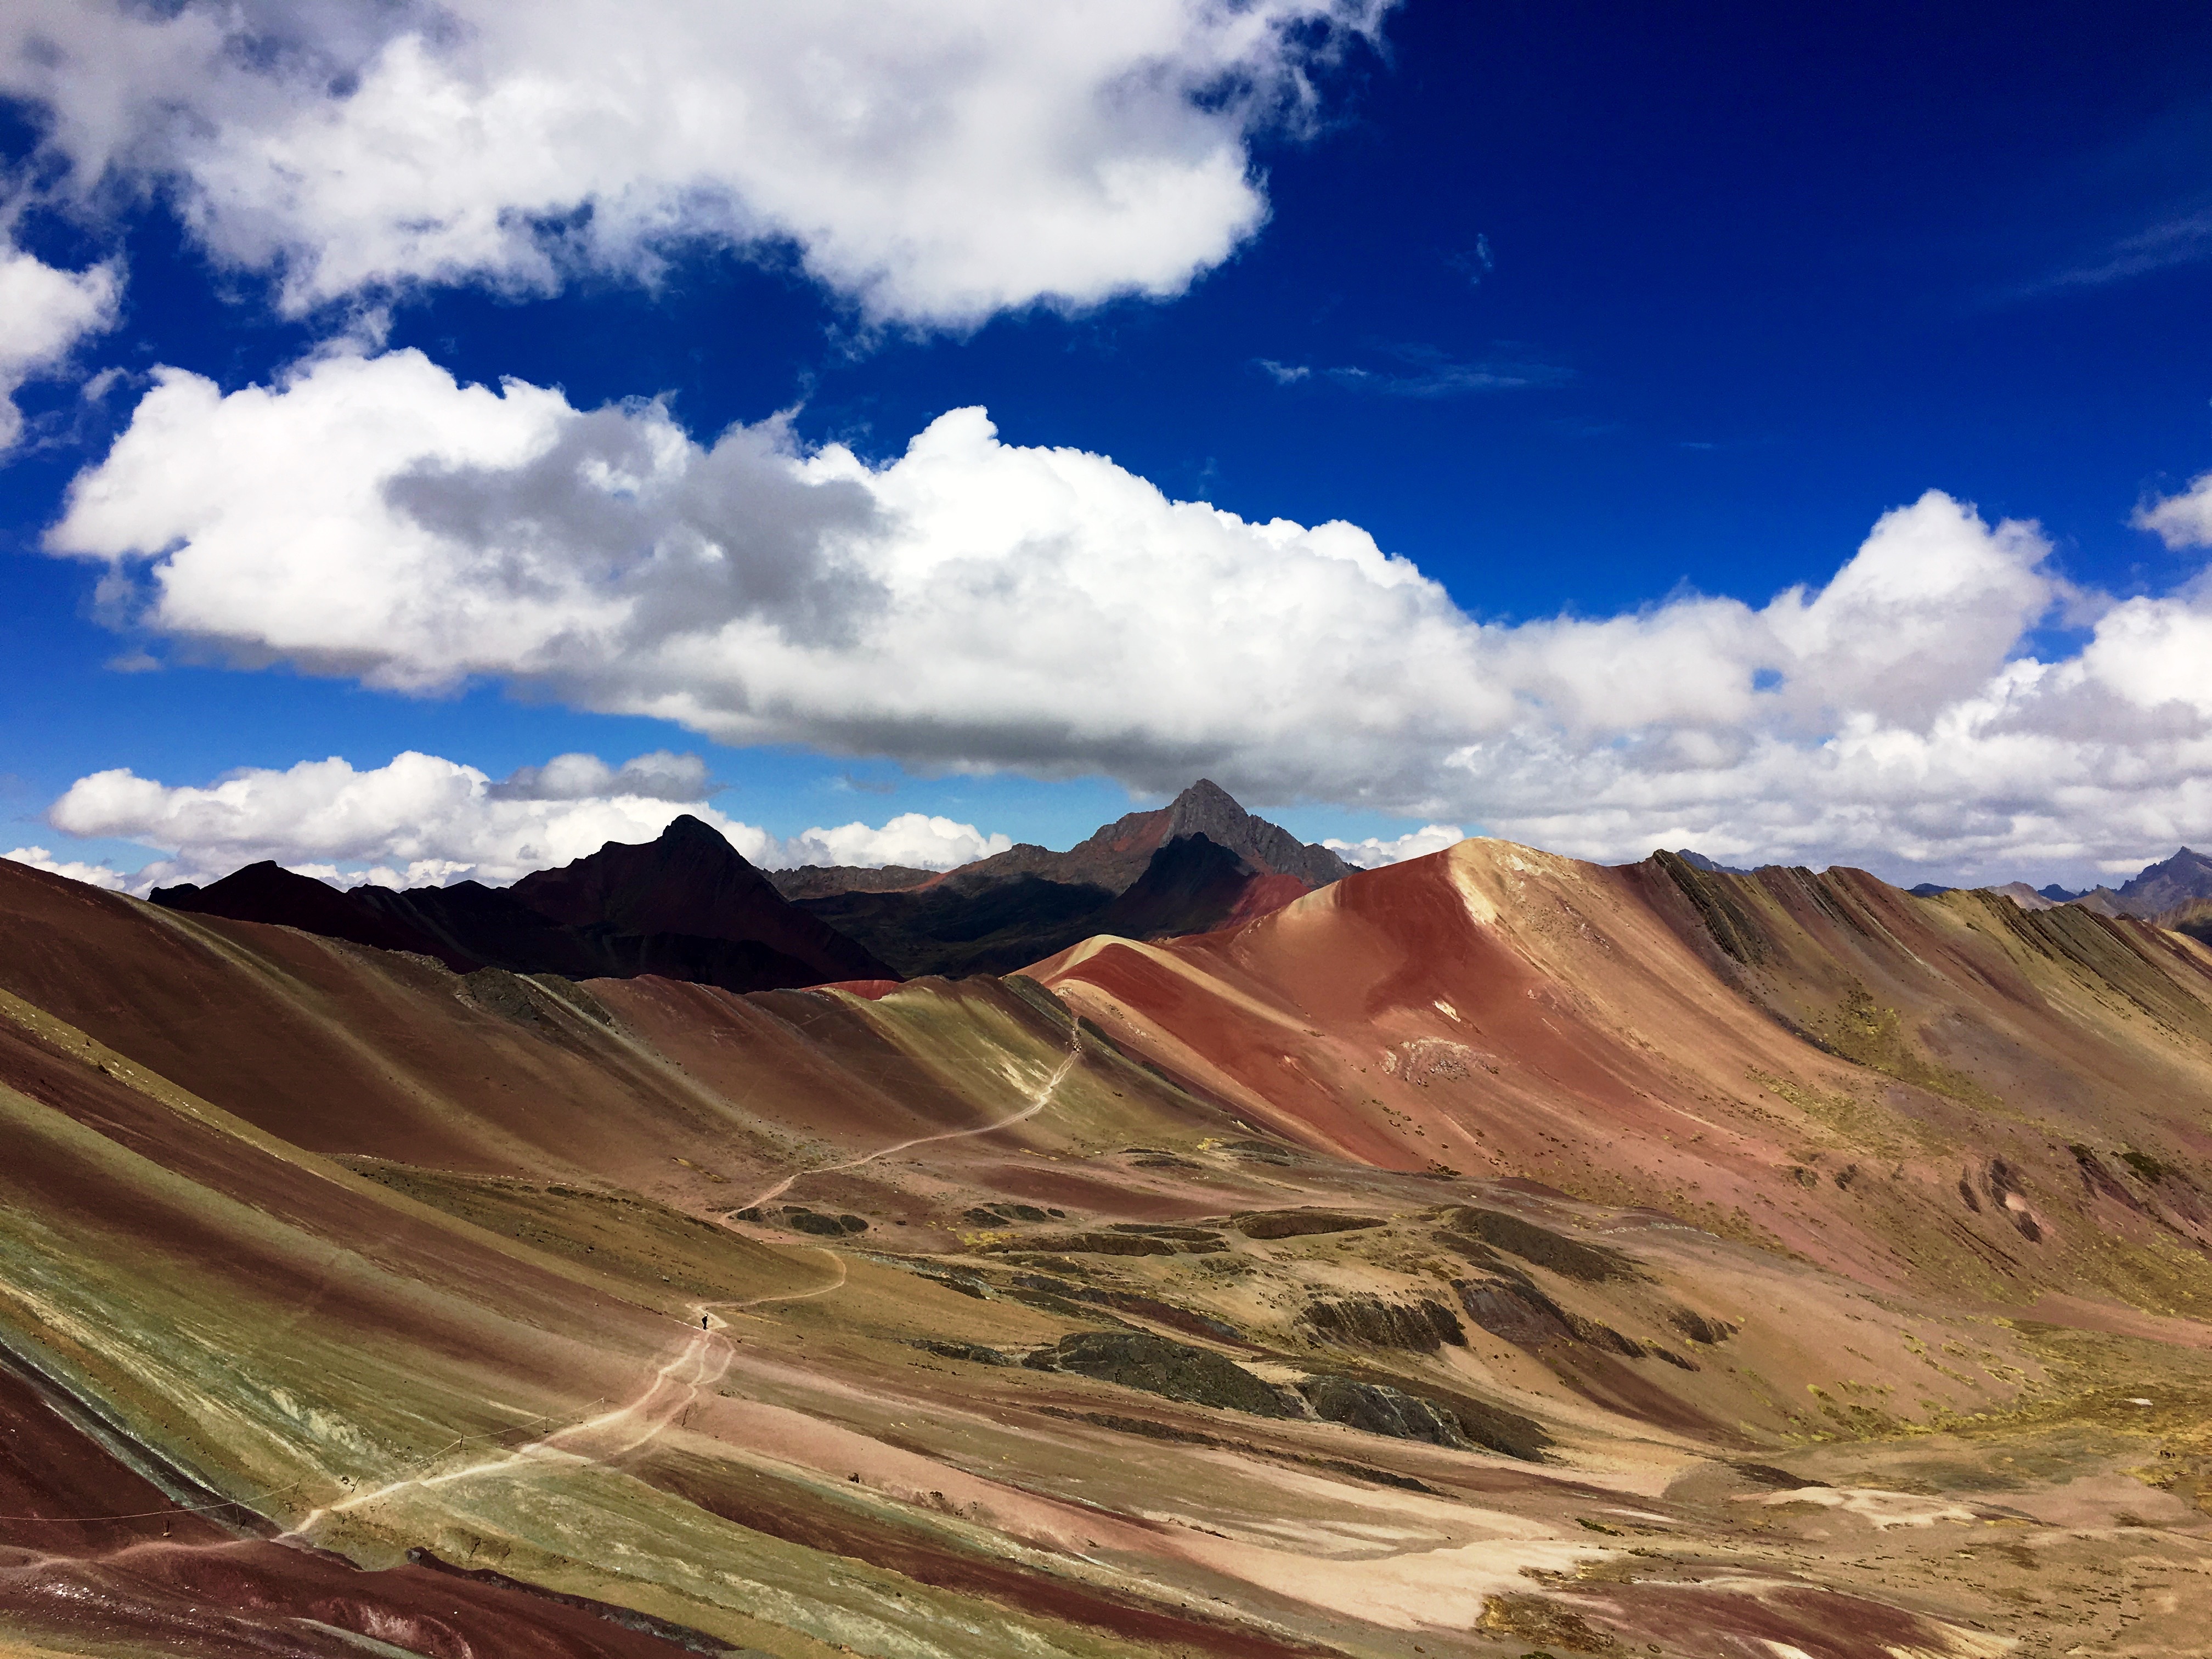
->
[4,836,2212,1657]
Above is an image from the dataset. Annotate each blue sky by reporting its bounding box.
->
[5,1,2212,892]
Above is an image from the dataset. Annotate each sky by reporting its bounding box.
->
[4,0,2212,895]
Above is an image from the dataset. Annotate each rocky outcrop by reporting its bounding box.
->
[1295,1377,1469,1447]
[1022,1332,1294,1417]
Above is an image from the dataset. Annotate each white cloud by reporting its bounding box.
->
[43,748,1005,892]
[783,814,1011,870]
[1,0,1386,325]
[2135,472,2212,550]
[0,244,120,449]
[44,346,2212,888]
[3,845,128,890]
[1324,825,1466,869]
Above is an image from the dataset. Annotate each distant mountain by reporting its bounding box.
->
[1908,882,1954,897]
[2037,883,2081,902]
[507,815,886,984]
[794,781,1348,977]
[1988,882,2056,911]
[1671,849,1753,876]
[2056,848,2212,925]
[2113,847,2212,917]
[154,816,893,993]
[1081,832,1311,943]
[150,791,1347,988]
[780,778,1351,907]
[154,862,469,966]
[768,864,934,901]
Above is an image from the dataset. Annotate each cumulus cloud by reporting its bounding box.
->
[44,346,2212,887]
[1,0,1386,324]
[44,749,1007,893]
[0,244,120,449]
[3,845,127,890]
[2135,472,2212,550]
[1324,825,1466,869]
[782,814,1011,870]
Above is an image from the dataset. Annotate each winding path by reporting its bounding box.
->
[726,1032,1083,1215]
[277,1027,1082,1543]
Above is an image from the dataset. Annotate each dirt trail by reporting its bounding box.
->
[728,1031,1083,1215]
[276,1329,730,1544]
[22,1030,1080,1560]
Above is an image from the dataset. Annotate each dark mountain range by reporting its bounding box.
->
[2058,847,2212,924]
[153,860,463,962]
[2112,845,2212,916]
[1671,848,1753,876]
[792,781,1350,976]
[153,815,891,993]
[770,778,1351,904]
[142,791,1336,991]
[768,863,934,901]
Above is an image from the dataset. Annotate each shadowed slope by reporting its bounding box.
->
[151,815,895,995]
[512,814,892,985]
[153,861,472,968]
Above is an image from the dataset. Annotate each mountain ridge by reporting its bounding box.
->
[154,814,891,993]
[789,781,1347,975]
[11,828,2212,1650]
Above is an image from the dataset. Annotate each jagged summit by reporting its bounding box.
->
[2036,846,2212,923]
[151,814,891,992]
[2113,845,2212,915]
[1161,780,1352,888]
[513,812,782,940]
[781,780,1350,977]
[1668,848,1753,876]
[932,778,1350,898]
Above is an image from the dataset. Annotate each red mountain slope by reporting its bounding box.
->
[1039,838,2212,1302]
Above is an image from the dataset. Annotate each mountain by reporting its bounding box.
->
[9,833,2212,1652]
[767,862,934,901]
[2113,845,2212,917]
[792,780,1350,975]
[153,815,893,993]
[1076,831,1311,943]
[506,814,888,984]
[958,775,1352,894]
[153,860,473,967]
[1988,880,2056,910]
[1670,847,1752,875]
[2059,847,2212,923]
[773,778,1352,904]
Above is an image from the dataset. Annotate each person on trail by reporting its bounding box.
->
[701,1315,708,1329]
